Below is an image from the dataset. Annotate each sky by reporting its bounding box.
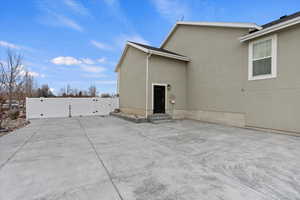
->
[0,0,299,95]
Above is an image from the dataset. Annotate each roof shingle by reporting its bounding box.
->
[128,41,186,57]
[261,11,300,29]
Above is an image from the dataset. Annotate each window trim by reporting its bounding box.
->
[248,34,277,80]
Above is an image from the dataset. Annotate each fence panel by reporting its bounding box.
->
[26,97,119,119]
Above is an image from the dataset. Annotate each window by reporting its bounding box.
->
[248,35,277,80]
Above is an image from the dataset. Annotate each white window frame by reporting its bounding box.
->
[248,34,277,81]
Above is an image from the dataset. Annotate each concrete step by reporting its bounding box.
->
[110,112,148,123]
[151,119,175,124]
[148,114,172,122]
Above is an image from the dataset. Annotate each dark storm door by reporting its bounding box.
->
[153,85,166,114]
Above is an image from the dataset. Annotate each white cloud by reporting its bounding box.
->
[0,41,21,49]
[0,41,33,51]
[28,71,40,77]
[90,40,113,51]
[151,0,190,22]
[80,65,106,73]
[116,34,150,48]
[36,0,84,32]
[64,0,90,16]
[55,14,83,32]
[96,57,116,66]
[51,56,83,65]
[97,57,107,63]
[51,56,103,66]
[51,56,107,75]
[96,80,116,85]
[20,69,45,78]
[81,58,95,65]
[18,61,46,78]
[38,9,84,32]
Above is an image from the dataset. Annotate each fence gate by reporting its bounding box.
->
[26,97,119,119]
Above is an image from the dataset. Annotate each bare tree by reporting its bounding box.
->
[13,71,36,107]
[0,61,5,129]
[101,93,112,98]
[59,87,67,97]
[0,62,4,92]
[0,49,24,109]
[66,84,72,96]
[88,85,97,97]
[57,85,99,97]
[23,71,35,97]
[36,84,54,97]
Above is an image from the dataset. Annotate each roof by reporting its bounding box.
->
[115,41,190,72]
[262,11,300,29]
[161,21,262,47]
[129,42,185,57]
[240,11,300,42]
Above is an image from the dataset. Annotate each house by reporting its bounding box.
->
[115,11,300,133]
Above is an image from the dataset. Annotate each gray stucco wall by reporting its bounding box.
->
[164,25,249,113]
[163,23,300,132]
[118,46,147,116]
[118,23,300,132]
[245,24,300,132]
[148,55,187,117]
[163,25,249,126]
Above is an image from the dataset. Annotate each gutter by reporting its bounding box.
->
[240,16,300,42]
[145,53,151,118]
[128,42,190,62]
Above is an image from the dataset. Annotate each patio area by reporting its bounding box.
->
[1,116,300,199]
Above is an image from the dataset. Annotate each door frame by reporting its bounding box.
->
[152,83,167,114]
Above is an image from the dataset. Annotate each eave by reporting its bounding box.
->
[240,16,300,42]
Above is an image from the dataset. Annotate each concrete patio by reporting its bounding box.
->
[1,116,300,200]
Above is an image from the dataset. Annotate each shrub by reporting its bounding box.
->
[8,110,20,120]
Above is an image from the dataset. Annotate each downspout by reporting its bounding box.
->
[145,53,151,118]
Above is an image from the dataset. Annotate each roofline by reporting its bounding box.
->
[160,21,262,48]
[177,21,262,29]
[114,44,129,72]
[240,16,300,42]
[114,42,190,72]
[128,42,190,61]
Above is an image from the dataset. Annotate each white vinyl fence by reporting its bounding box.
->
[26,97,119,119]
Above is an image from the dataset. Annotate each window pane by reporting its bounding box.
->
[253,57,272,76]
[253,39,272,60]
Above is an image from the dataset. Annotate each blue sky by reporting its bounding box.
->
[0,0,299,95]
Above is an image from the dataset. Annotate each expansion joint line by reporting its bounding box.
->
[77,118,124,200]
[0,120,44,171]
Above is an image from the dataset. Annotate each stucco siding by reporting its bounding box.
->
[118,23,300,132]
[148,55,187,117]
[119,47,147,116]
[163,25,249,126]
[245,24,300,132]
